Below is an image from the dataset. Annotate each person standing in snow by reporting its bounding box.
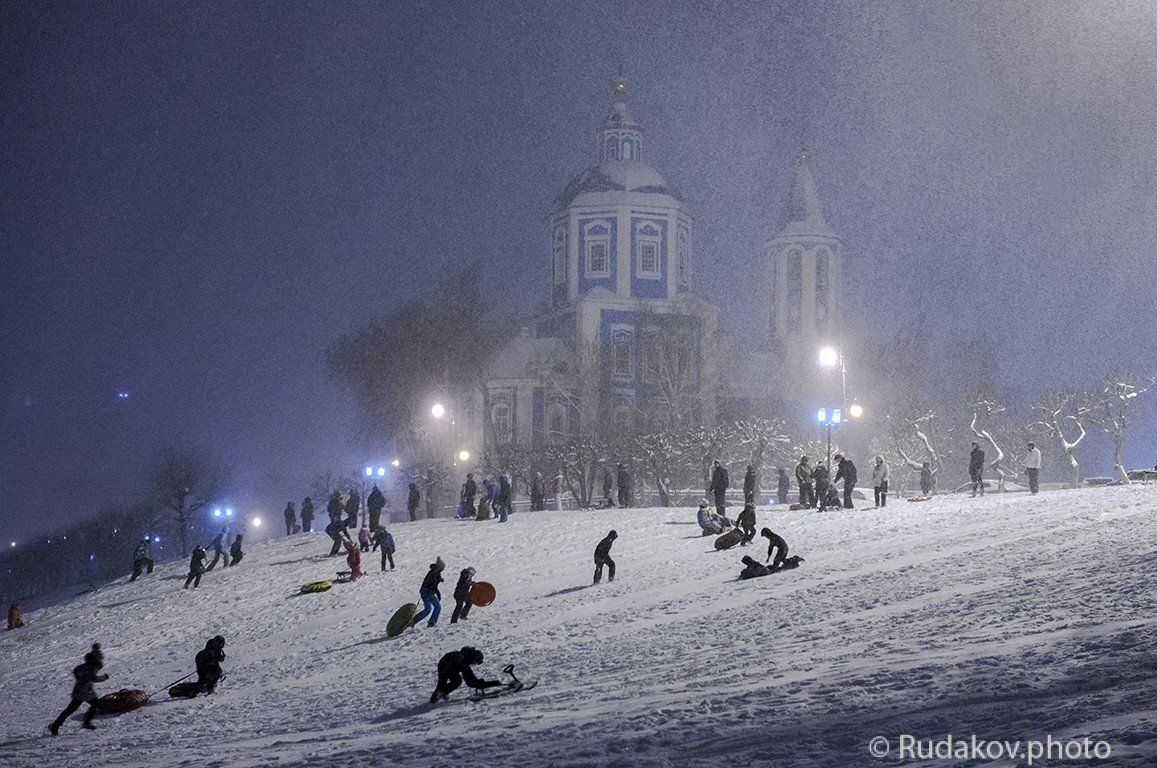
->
[920,461,934,497]
[194,635,226,695]
[871,455,889,508]
[8,601,24,630]
[184,545,207,589]
[343,538,362,581]
[344,487,361,530]
[795,456,815,507]
[130,536,154,581]
[227,534,243,566]
[300,496,314,533]
[366,485,386,530]
[429,646,501,703]
[530,472,546,511]
[407,482,420,522]
[736,502,757,545]
[833,454,857,509]
[1023,441,1042,494]
[451,566,476,623]
[969,442,986,497]
[326,518,351,556]
[496,474,513,523]
[411,557,446,628]
[205,527,230,570]
[709,460,730,519]
[616,463,631,508]
[812,462,830,512]
[49,643,108,734]
[761,527,789,572]
[594,530,617,584]
[283,502,296,535]
[461,474,477,519]
[743,465,758,505]
[326,491,343,526]
[776,467,791,505]
[358,526,371,552]
[602,466,615,508]
[372,526,396,571]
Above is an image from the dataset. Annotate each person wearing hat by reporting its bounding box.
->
[616,463,631,508]
[1023,441,1042,494]
[451,566,476,623]
[194,635,226,695]
[743,465,758,505]
[709,460,730,519]
[49,643,108,734]
[429,646,501,703]
[739,555,773,580]
[594,530,618,584]
[696,500,727,536]
[871,455,890,508]
[833,454,857,509]
[130,536,154,582]
[795,456,815,507]
[283,502,296,536]
[736,502,757,545]
[812,462,831,512]
[776,467,791,505]
[412,557,446,628]
[968,442,986,497]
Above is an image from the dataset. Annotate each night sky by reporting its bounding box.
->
[2,1,1155,542]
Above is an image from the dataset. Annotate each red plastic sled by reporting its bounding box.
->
[96,689,149,714]
[469,581,497,607]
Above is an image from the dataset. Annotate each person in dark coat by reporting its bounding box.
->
[130,536,154,581]
[300,497,314,533]
[206,527,230,570]
[812,463,830,512]
[496,475,513,523]
[739,555,773,580]
[283,502,296,535]
[429,646,501,703]
[451,567,476,623]
[344,488,361,530]
[372,526,395,571]
[920,461,934,497]
[795,456,815,507]
[761,527,789,572]
[709,460,730,518]
[366,485,386,529]
[833,454,857,509]
[8,601,24,630]
[616,463,631,508]
[194,635,226,695]
[407,483,420,522]
[776,468,791,505]
[184,545,207,589]
[49,643,108,734]
[593,530,617,584]
[736,502,757,545]
[743,465,758,504]
[326,519,351,556]
[411,557,446,628]
[530,472,546,511]
[461,474,477,519]
[602,467,615,508]
[326,492,343,525]
[228,534,243,566]
[969,442,986,496]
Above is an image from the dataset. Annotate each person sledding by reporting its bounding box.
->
[49,643,108,734]
[761,527,790,572]
[429,646,502,703]
[411,557,446,628]
[342,537,362,582]
[696,500,731,536]
[194,635,226,694]
[738,555,773,580]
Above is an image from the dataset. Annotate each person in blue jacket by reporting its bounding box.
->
[411,557,445,628]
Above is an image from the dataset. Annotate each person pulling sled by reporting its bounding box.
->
[49,643,108,734]
[429,646,502,703]
[195,635,227,695]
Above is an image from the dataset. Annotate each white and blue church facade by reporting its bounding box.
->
[482,74,843,451]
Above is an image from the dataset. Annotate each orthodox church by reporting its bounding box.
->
[482,73,844,451]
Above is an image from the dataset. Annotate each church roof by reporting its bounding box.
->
[776,151,835,239]
[554,160,680,209]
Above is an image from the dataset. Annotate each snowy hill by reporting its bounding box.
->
[2,487,1156,767]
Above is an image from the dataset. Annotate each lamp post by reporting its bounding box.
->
[816,407,843,470]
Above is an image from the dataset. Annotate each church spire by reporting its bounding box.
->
[777,148,833,237]
[597,70,643,162]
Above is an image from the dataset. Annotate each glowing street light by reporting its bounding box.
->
[391,459,400,468]
[458,450,470,462]
[849,402,864,419]
[816,407,843,469]
[431,403,446,419]
[817,346,840,369]
[252,517,262,528]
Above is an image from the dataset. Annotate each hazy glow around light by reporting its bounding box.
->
[849,403,864,419]
[391,459,400,468]
[365,467,373,477]
[818,346,839,368]
[252,517,262,527]
[376,467,385,477]
[431,403,446,419]
[458,450,470,462]
[816,408,827,423]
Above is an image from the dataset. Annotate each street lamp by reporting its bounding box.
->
[816,407,843,469]
[431,403,446,419]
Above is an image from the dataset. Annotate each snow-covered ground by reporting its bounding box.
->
[2,486,1155,767]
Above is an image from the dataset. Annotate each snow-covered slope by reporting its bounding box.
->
[2,487,1155,767]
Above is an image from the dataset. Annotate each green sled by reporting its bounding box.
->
[386,602,419,638]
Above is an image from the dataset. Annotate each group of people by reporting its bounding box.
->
[791,454,859,511]
[182,528,244,589]
[407,557,485,628]
[457,473,515,522]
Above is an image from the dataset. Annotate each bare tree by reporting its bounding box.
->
[1096,372,1153,483]
[886,399,950,495]
[732,418,792,488]
[151,447,224,557]
[310,469,356,507]
[1031,390,1092,488]
[967,398,1016,491]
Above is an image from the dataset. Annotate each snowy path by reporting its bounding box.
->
[2,486,1155,767]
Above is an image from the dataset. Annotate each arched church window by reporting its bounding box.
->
[635,222,662,280]
[491,403,512,444]
[553,226,567,285]
[611,329,633,378]
[546,402,568,444]
[815,249,830,328]
[787,249,803,332]
[623,140,633,160]
[676,228,690,286]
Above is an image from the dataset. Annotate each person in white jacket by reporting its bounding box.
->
[871,455,889,507]
[1023,441,1042,494]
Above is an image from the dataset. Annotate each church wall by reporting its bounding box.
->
[629,215,668,299]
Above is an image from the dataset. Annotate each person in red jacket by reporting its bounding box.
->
[343,538,362,582]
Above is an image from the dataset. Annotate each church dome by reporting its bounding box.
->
[554,159,680,209]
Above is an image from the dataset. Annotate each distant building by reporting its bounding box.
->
[483,73,844,451]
